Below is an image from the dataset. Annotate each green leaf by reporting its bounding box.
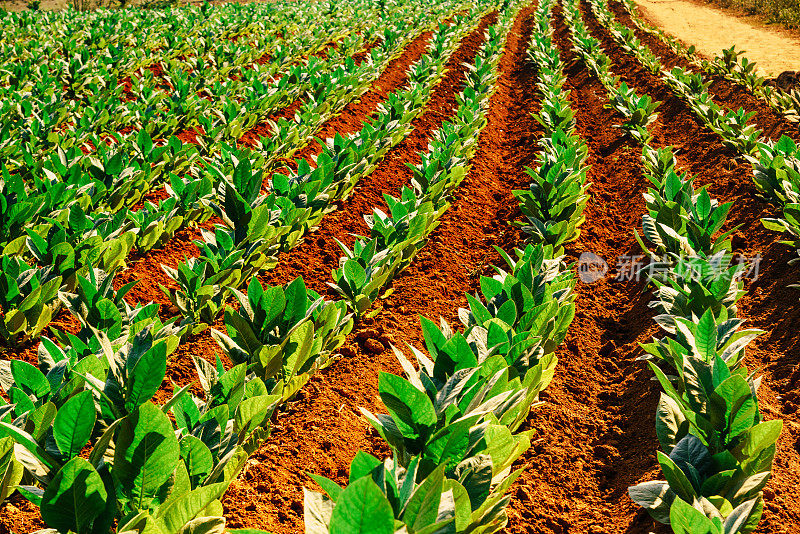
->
[179,436,213,488]
[11,360,50,399]
[125,342,167,412]
[114,402,180,510]
[343,260,367,288]
[378,372,437,440]
[669,497,719,534]
[308,473,343,502]
[695,310,718,362]
[734,420,783,462]
[401,465,444,530]
[655,393,688,453]
[329,476,394,534]
[41,457,107,534]
[349,451,382,484]
[53,390,96,460]
[234,395,278,439]
[657,451,697,502]
[157,482,228,531]
[628,480,674,524]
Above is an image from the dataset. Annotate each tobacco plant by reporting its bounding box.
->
[629,313,780,532]
[211,276,352,400]
[0,255,61,346]
[328,237,396,317]
[514,129,590,249]
[636,146,736,259]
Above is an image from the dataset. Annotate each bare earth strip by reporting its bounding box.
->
[633,0,800,77]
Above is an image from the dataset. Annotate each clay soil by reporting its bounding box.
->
[3,0,800,532]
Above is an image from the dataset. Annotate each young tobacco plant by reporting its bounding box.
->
[514,129,590,249]
[636,146,736,259]
[629,311,781,532]
[58,268,183,353]
[328,237,396,318]
[647,253,746,327]
[125,197,185,253]
[608,82,660,142]
[0,255,61,346]
[172,354,280,492]
[211,276,352,400]
[165,172,214,224]
[305,439,529,533]
[162,229,252,333]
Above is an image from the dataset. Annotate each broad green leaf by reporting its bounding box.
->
[378,372,437,440]
[179,436,213,488]
[114,402,180,510]
[401,465,444,530]
[669,497,719,534]
[657,451,697,502]
[11,360,50,399]
[157,482,228,531]
[41,457,107,534]
[349,451,382,484]
[343,260,367,288]
[126,343,167,412]
[53,390,96,459]
[329,477,394,534]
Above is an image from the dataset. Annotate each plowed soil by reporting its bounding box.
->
[3,0,800,532]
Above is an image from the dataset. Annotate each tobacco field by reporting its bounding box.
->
[0,0,799,532]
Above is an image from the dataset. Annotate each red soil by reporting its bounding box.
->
[219,10,549,533]
[504,5,661,532]
[256,13,498,297]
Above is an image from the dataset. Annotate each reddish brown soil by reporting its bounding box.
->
[256,13,498,297]
[220,10,546,533]
[505,5,661,532]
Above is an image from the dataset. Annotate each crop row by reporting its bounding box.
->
[563,0,783,531]
[587,0,800,281]
[0,1,489,348]
[296,0,599,531]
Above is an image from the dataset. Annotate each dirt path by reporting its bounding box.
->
[610,0,800,143]
[632,0,800,77]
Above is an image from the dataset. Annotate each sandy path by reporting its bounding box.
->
[633,0,800,77]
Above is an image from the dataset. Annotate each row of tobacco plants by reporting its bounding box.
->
[0,0,488,533]
[300,0,599,530]
[565,0,783,531]
[0,0,472,348]
[0,0,559,533]
[592,0,800,280]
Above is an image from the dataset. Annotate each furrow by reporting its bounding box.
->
[506,3,663,533]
